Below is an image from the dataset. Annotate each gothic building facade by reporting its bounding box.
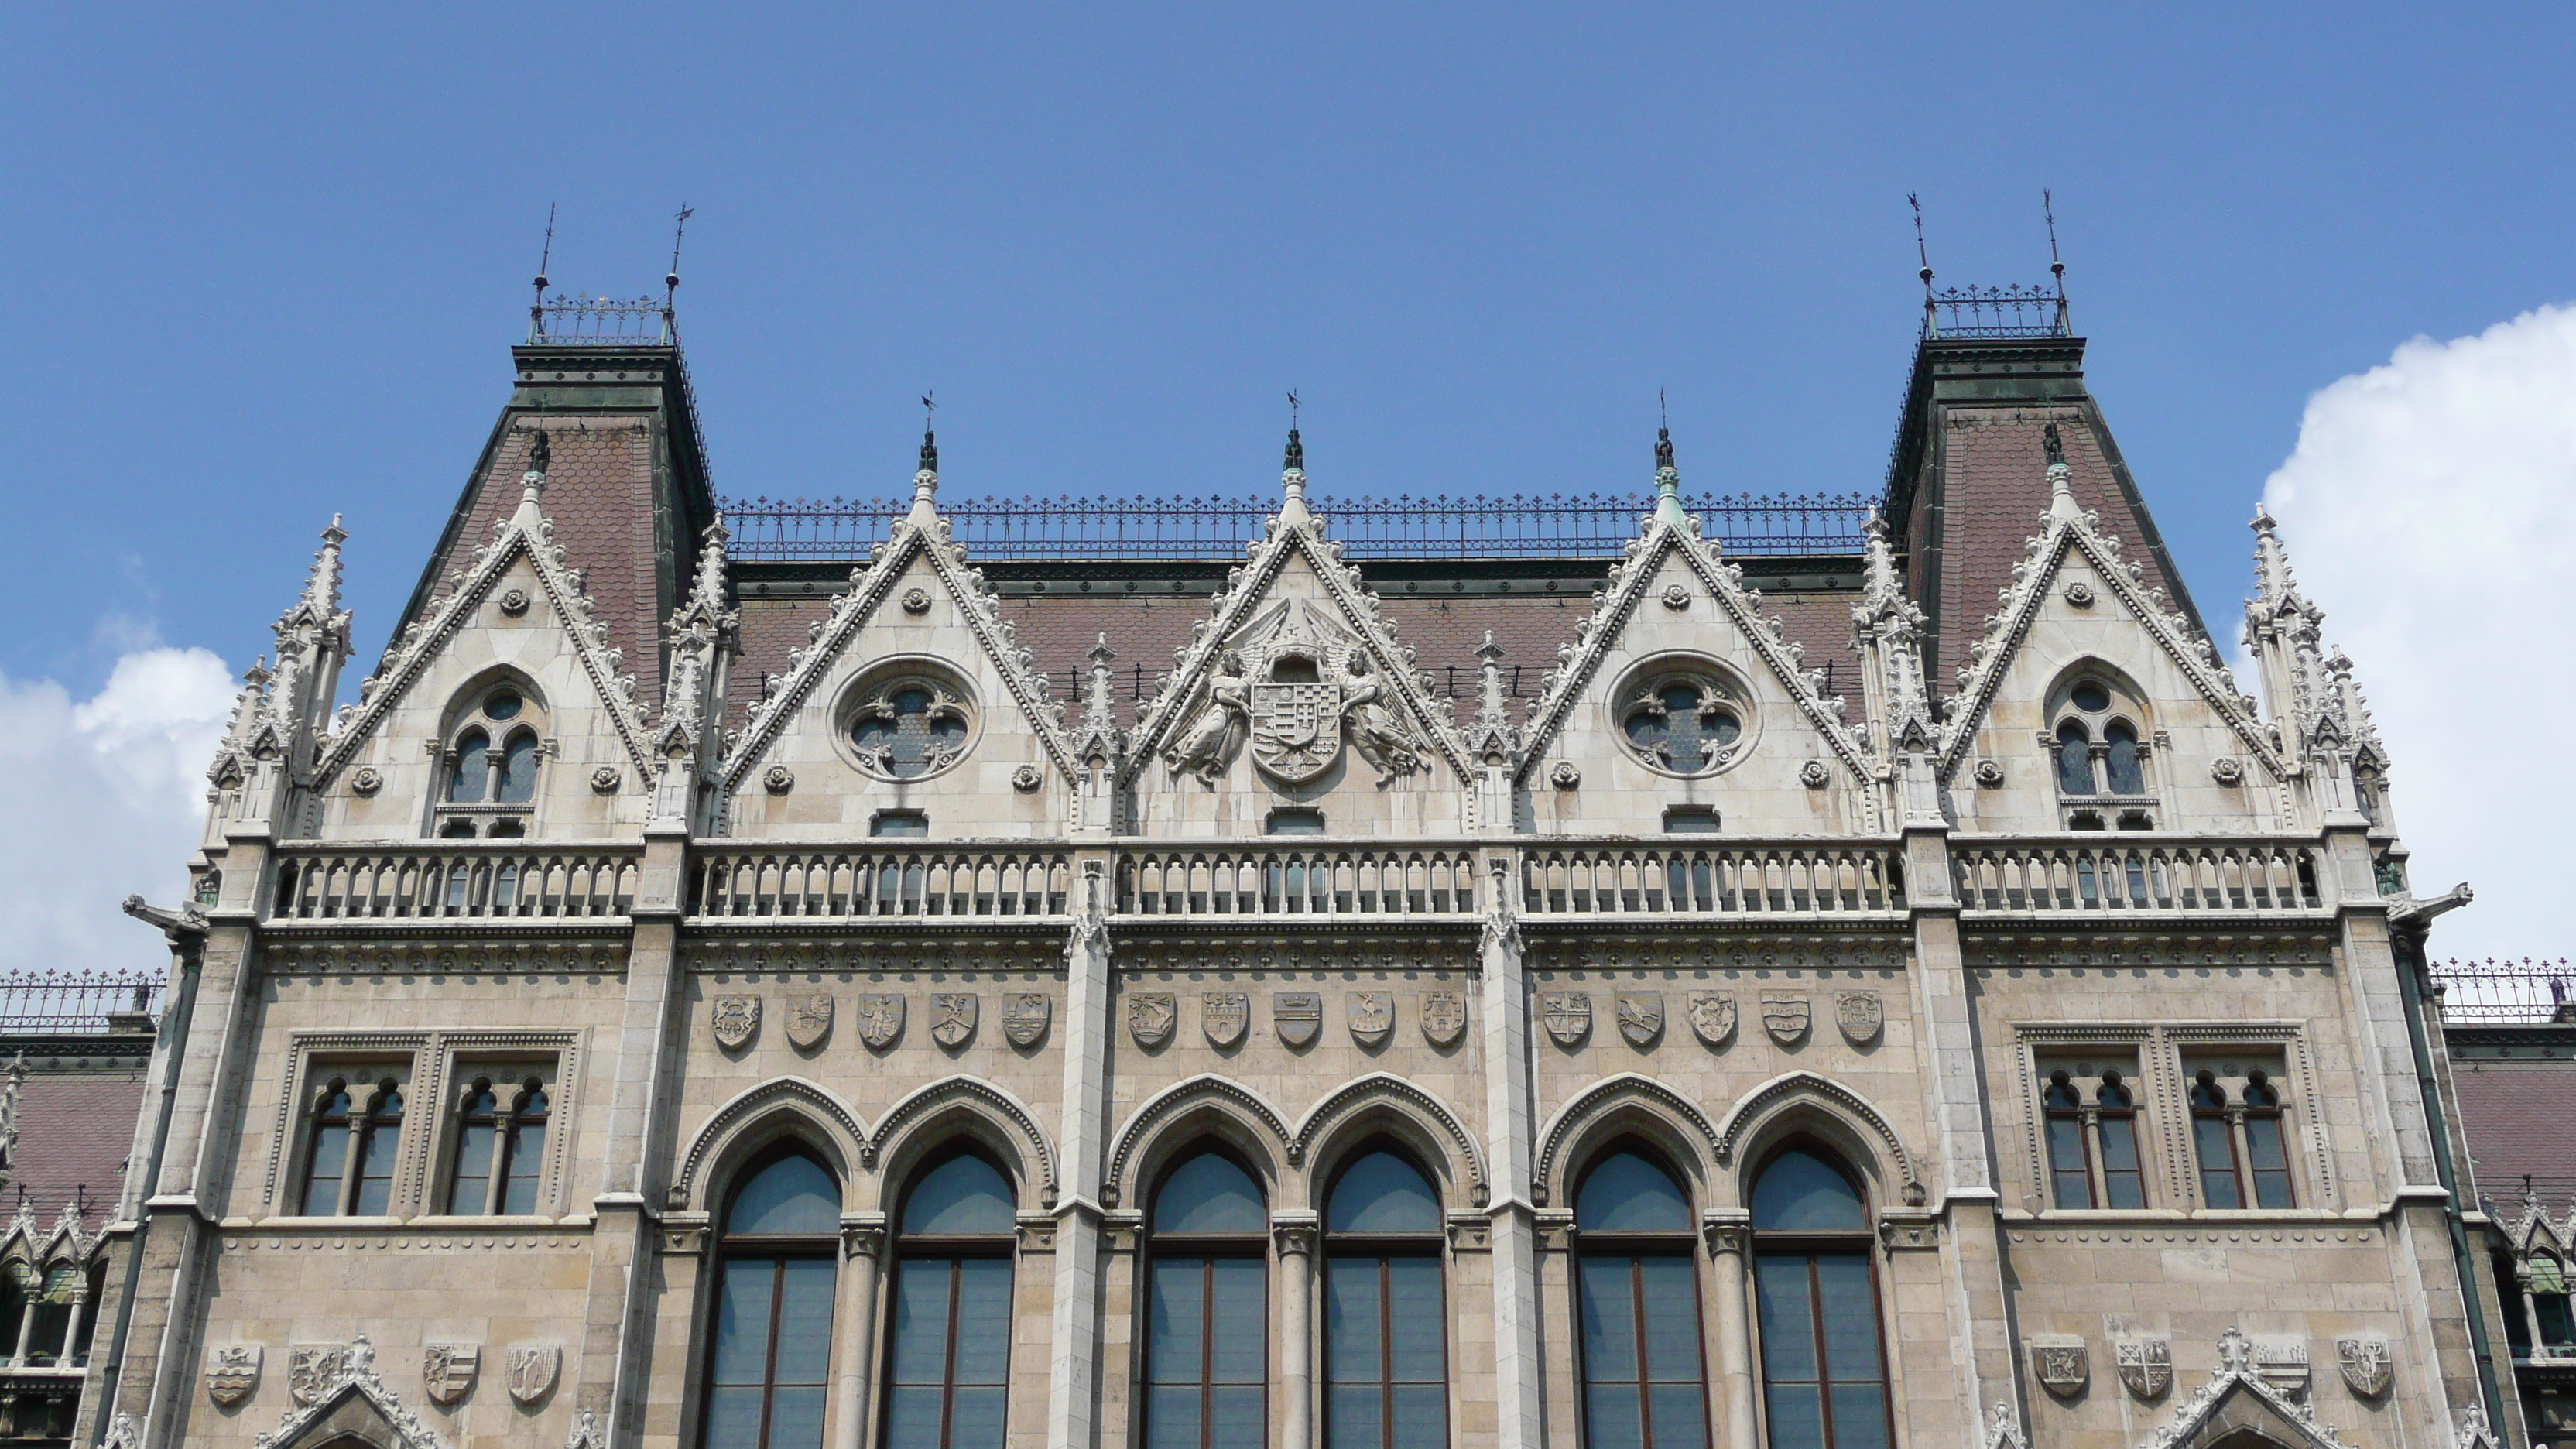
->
[84,290,2515,1449]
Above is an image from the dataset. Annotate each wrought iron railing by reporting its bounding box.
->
[0,970,164,1032]
[2430,958,2576,1024]
[527,294,674,346]
[1923,284,2072,341]
[719,492,1872,562]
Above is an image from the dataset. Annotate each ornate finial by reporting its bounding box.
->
[666,204,694,298]
[300,515,348,620]
[522,426,551,502]
[911,398,940,514]
[1284,390,1305,474]
[529,203,557,342]
[1651,416,1685,526]
[1910,192,1937,334]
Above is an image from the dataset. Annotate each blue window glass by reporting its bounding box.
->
[1146,1155,1268,1449]
[2055,721,2095,795]
[1576,1152,1708,1449]
[886,1155,1016,1449]
[1752,1149,1889,1449]
[704,1154,840,1449]
[2104,723,2145,795]
[1324,1153,1447,1449]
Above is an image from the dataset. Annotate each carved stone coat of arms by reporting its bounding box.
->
[1688,994,1738,1046]
[1541,992,1591,1045]
[204,1344,261,1407]
[2114,1336,2170,1399]
[1003,992,1051,1046]
[1273,992,1322,1048]
[1129,993,1177,1047]
[931,993,978,1048]
[1762,995,1810,1045]
[2336,1336,2392,1397]
[287,1344,348,1406]
[1252,677,1345,784]
[711,995,760,1050]
[855,993,906,1050]
[507,1344,561,1405]
[1837,992,1883,1046]
[423,1343,480,1406]
[1420,990,1466,1046]
[2030,1338,2088,1395]
[785,994,833,1050]
[1616,992,1663,1046]
[1348,992,1393,1046]
[1203,992,1249,1048]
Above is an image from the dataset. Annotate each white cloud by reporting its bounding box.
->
[0,647,235,975]
[2262,302,2576,964]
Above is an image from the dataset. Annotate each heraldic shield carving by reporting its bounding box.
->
[1688,994,1738,1046]
[1273,992,1322,1048]
[711,995,760,1050]
[785,994,833,1051]
[204,1344,261,1406]
[1003,992,1051,1046]
[287,1344,347,1406]
[423,1343,480,1406]
[931,993,978,1048]
[2114,1336,2170,1399]
[1168,602,1427,788]
[1129,993,1177,1047]
[1541,992,1591,1045]
[1348,992,1394,1045]
[1837,992,1883,1045]
[1203,992,1249,1048]
[507,1343,560,1405]
[2336,1336,2393,1397]
[1420,990,1466,1046]
[855,993,906,1050]
[1762,995,1810,1045]
[1616,992,1663,1046]
[2030,1338,2088,1396]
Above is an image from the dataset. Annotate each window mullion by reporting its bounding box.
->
[1808,1255,1836,1449]
[2080,1106,2105,1208]
[941,1256,964,1449]
[2228,1109,2254,1206]
[1200,1256,1215,1449]
[1632,1255,1654,1449]
[340,1121,364,1217]
[761,1258,788,1449]
[485,1124,507,1216]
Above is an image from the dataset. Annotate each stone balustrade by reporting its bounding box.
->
[1950,838,2326,915]
[268,844,642,921]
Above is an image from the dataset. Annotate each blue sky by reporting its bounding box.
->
[7,5,2570,685]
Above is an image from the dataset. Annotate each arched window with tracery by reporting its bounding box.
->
[1323,1148,1447,1449]
[2188,1064,2297,1210]
[435,683,543,838]
[704,1151,841,1449]
[300,1075,404,1217]
[1143,1152,1268,1449]
[2050,677,2153,830]
[446,1074,550,1215]
[884,1152,1016,1449]
[2040,1066,2146,1210]
[1752,1146,1892,1449]
[1574,1149,1709,1449]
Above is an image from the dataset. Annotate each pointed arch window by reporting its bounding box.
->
[2050,678,2154,827]
[885,1153,1016,1449]
[1324,1149,1447,1449]
[1574,1150,1709,1449]
[434,685,545,838]
[445,1074,550,1215]
[299,1075,405,1217]
[1752,1147,1892,1449]
[1143,1153,1269,1449]
[704,1152,841,1449]
[2040,1067,2146,1210]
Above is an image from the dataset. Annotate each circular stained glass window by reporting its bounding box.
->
[1619,676,1744,776]
[848,677,972,779]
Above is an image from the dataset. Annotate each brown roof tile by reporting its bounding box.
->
[7,1072,146,1225]
[2451,1059,2576,1211]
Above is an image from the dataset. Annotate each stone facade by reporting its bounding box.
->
[81,304,2510,1449]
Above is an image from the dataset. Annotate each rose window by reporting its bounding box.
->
[1619,677,1744,775]
[848,680,971,779]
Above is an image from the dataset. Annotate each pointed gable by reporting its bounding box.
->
[1119,440,1471,834]
[1516,440,1872,835]
[307,454,656,838]
[714,440,1072,838]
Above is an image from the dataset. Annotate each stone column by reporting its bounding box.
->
[1273,1215,1318,1449]
[1475,852,1546,1449]
[834,1217,888,1449]
[1050,860,1114,1449]
[1702,1213,1757,1449]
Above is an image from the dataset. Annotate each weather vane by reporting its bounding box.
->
[2044,188,2066,293]
[1287,389,1300,430]
[529,204,557,342]
[922,390,937,430]
[666,204,694,297]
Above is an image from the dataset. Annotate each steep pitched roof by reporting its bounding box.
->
[1121,450,1469,786]
[316,456,656,785]
[1934,437,2279,781]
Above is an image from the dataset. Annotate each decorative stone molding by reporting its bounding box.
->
[350,766,383,796]
[1532,1073,1725,1207]
[2063,581,2095,608]
[902,586,933,615]
[1104,1074,1293,1208]
[1270,1216,1319,1256]
[1549,759,1581,790]
[1974,759,2006,788]
[253,1333,447,1449]
[1286,1071,1489,1208]
[1012,762,1043,792]
[497,587,531,617]
[1660,584,1690,611]
[673,1076,869,1210]
[841,1219,889,1260]
[862,1074,1059,1209]
[1710,1069,1925,1206]
[2211,755,2245,785]
[1800,759,1831,787]
[762,764,794,795]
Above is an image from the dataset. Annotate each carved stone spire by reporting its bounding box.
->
[1074,633,1123,760]
[2246,506,2320,624]
[657,519,739,828]
[1652,426,1687,528]
[1464,631,1520,763]
[302,515,347,622]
